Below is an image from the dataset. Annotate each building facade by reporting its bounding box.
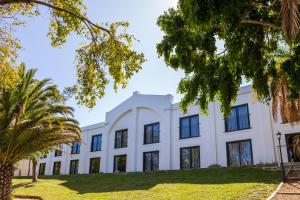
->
[15,85,300,176]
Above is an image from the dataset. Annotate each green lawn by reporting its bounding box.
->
[13,167,280,200]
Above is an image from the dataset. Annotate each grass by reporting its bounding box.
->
[13,167,280,200]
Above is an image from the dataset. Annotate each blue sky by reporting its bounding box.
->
[16,0,184,126]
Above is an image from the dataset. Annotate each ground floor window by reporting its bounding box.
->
[285,133,300,162]
[226,139,253,166]
[143,151,159,171]
[89,157,100,174]
[53,161,61,175]
[114,155,126,173]
[39,163,46,176]
[69,160,79,174]
[180,146,200,169]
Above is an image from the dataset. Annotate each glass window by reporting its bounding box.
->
[180,115,199,139]
[143,151,159,171]
[114,155,126,173]
[71,142,80,154]
[53,161,61,175]
[180,146,200,169]
[54,145,63,157]
[91,134,102,152]
[227,140,253,166]
[225,104,250,132]
[89,157,100,174]
[144,123,160,144]
[115,129,128,148]
[39,163,46,176]
[69,160,79,175]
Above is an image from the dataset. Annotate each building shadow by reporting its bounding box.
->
[17,167,280,195]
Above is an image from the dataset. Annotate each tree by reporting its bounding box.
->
[157,0,300,121]
[0,0,145,108]
[0,65,81,200]
[28,149,52,182]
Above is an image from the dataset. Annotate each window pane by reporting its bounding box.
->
[152,152,159,171]
[239,141,252,165]
[152,124,160,143]
[91,135,101,152]
[145,125,152,144]
[190,116,199,137]
[225,109,238,132]
[180,118,190,138]
[70,160,79,174]
[180,148,190,169]
[228,143,240,166]
[191,147,200,168]
[114,155,126,172]
[144,153,152,172]
[90,158,100,174]
[39,163,45,176]
[237,105,249,129]
[122,130,128,147]
[115,132,122,148]
[53,162,61,175]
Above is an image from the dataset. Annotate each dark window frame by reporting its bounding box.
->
[52,161,61,175]
[71,142,81,154]
[89,157,100,174]
[180,146,200,169]
[38,163,46,176]
[143,151,159,171]
[144,122,160,144]
[114,129,128,149]
[91,134,102,152]
[69,159,79,175]
[179,114,200,139]
[54,145,63,157]
[224,104,251,132]
[226,139,253,167]
[113,154,127,173]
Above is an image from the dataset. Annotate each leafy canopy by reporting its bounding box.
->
[157,0,300,115]
[0,0,145,108]
[0,64,81,164]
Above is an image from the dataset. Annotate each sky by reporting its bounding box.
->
[16,0,184,127]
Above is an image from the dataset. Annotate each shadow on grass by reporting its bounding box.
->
[15,167,281,194]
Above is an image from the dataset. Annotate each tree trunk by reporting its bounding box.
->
[31,159,38,182]
[0,162,14,200]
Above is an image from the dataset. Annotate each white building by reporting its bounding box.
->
[16,85,300,176]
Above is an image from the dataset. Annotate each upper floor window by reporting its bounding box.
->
[115,129,128,148]
[71,142,80,154]
[91,134,102,152]
[225,104,250,132]
[40,154,47,159]
[144,123,159,144]
[180,115,199,139]
[54,145,63,157]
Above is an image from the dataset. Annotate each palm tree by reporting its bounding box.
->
[281,0,300,41]
[0,65,81,200]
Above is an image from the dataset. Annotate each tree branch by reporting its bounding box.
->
[0,0,112,36]
[241,19,281,29]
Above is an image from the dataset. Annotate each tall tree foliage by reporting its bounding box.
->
[0,65,81,200]
[0,0,145,108]
[157,0,300,122]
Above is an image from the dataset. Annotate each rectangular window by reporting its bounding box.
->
[53,161,61,175]
[38,163,46,176]
[71,142,80,154]
[143,151,159,172]
[180,146,200,169]
[225,104,250,132]
[227,139,253,166]
[54,145,63,157]
[89,157,100,174]
[114,155,126,173]
[69,160,79,175]
[180,115,199,139]
[115,129,128,148]
[91,134,102,152]
[144,123,160,144]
